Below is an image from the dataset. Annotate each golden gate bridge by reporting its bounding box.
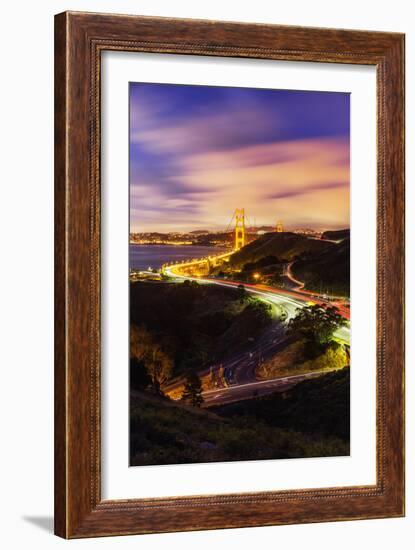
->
[161,209,283,277]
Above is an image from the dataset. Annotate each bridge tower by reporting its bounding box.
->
[234,208,246,250]
[276,220,284,233]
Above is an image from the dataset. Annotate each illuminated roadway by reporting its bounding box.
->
[163,264,350,342]
[162,262,350,406]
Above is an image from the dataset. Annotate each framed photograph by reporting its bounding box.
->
[54,11,405,538]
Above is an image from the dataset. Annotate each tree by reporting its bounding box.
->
[245,299,273,325]
[287,304,346,344]
[181,371,204,407]
[130,325,173,393]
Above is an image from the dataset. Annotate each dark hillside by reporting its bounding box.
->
[215,368,350,442]
[292,237,350,296]
[322,228,350,241]
[230,232,335,267]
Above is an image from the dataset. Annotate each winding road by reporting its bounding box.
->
[203,370,334,407]
[162,262,350,407]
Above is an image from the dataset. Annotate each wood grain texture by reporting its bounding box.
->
[54,11,405,539]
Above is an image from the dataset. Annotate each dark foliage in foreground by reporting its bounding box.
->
[129,382,349,467]
[214,368,350,441]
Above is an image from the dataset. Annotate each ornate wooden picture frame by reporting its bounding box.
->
[54,11,405,538]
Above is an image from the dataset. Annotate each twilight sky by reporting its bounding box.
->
[129,82,350,233]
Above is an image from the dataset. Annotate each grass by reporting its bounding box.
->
[257,339,348,379]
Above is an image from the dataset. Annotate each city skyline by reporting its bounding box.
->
[130,83,350,233]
